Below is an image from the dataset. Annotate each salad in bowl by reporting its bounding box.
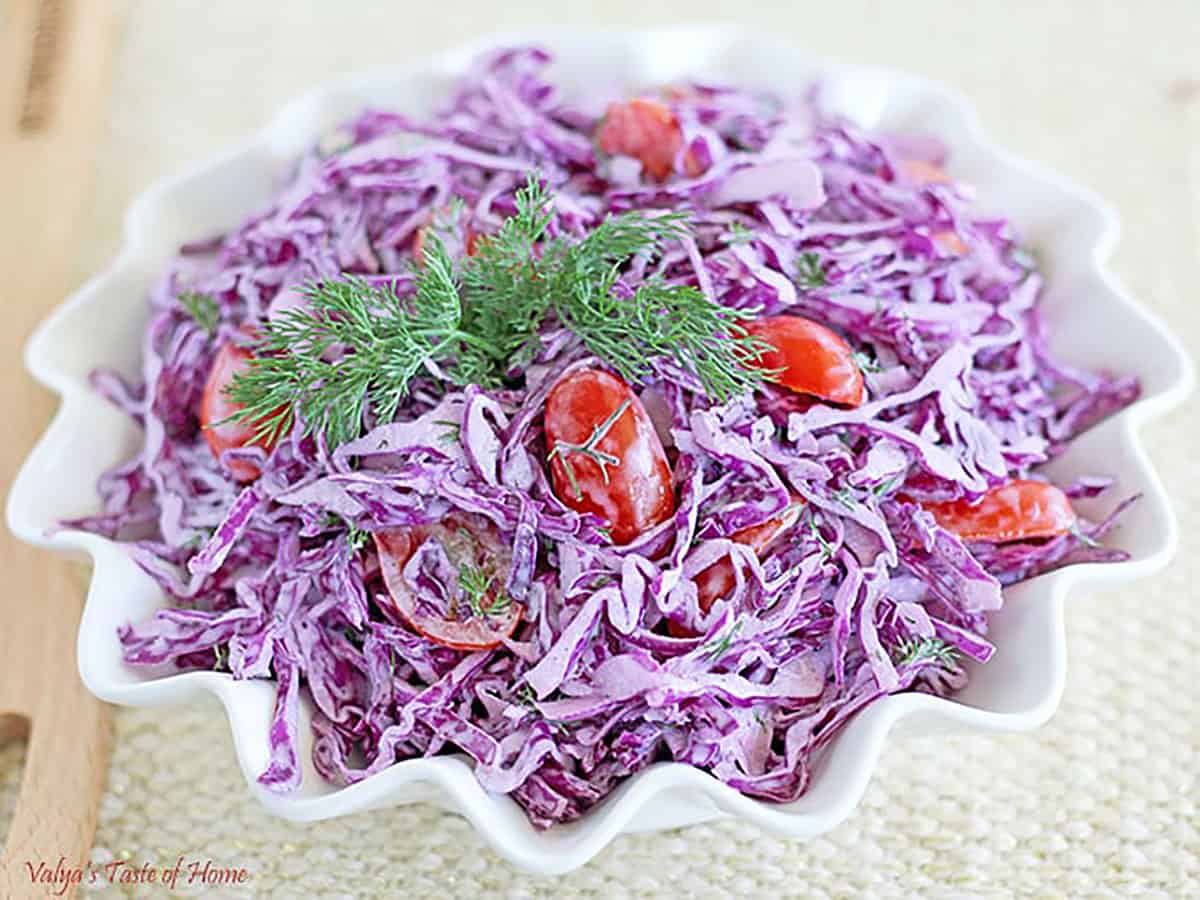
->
[18,34,1183,862]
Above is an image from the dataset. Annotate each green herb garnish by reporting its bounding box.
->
[433,418,462,446]
[832,487,857,509]
[224,259,467,447]
[895,637,959,667]
[516,684,539,707]
[514,684,567,733]
[1012,247,1038,272]
[807,513,836,560]
[324,513,369,552]
[346,522,370,553]
[180,291,220,335]
[1068,520,1100,549]
[546,398,630,501]
[796,251,827,289]
[185,530,211,551]
[722,221,755,245]
[873,475,901,498]
[227,175,770,447]
[853,350,883,374]
[458,561,512,618]
[700,620,744,660]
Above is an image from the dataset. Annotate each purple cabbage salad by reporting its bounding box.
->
[76,47,1141,827]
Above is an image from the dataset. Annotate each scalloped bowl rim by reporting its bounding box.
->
[7,25,1194,876]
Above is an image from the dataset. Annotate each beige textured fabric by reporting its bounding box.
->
[3,1,1198,896]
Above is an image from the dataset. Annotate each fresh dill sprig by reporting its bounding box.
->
[700,620,744,660]
[555,276,769,403]
[895,637,959,667]
[832,487,857,509]
[546,399,630,500]
[853,350,883,374]
[346,522,370,553]
[458,562,512,618]
[433,418,461,447]
[185,529,211,551]
[514,684,568,733]
[180,291,220,335]
[516,684,539,707]
[451,177,566,379]
[722,221,755,245]
[461,175,769,399]
[1068,519,1100,549]
[796,251,827,289]
[227,175,769,447]
[807,512,836,559]
[225,255,474,447]
[1012,247,1038,272]
[873,475,901,498]
[322,512,370,552]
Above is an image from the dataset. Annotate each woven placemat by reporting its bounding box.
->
[3,1,1196,896]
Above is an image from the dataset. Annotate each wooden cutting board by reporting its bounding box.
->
[0,1,128,896]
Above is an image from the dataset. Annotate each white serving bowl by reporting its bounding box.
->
[7,25,1193,875]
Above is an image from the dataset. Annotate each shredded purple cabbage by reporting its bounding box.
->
[76,47,1139,827]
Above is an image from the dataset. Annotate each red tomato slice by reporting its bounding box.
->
[744,315,865,407]
[923,479,1076,543]
[597,98,700,181]
[199,338,282,482]
[667,500,804,638]
[412,207,478,263]
[696,501,804,610]
[661,85,696,103]
[374,514,522,651]
[887,159,966,254]
[933,229,969,256]
[900,162,966,252]
[899,159,953,185]
[544,369,675,544]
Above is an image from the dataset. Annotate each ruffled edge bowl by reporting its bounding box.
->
[8,25,1193,875]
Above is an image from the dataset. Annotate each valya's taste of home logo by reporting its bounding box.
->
[24,855,250,894]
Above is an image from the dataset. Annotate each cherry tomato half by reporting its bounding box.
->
[596,98,704,181]
[668,500,804,638]
[933,229,968,256]
[696,501,805,611]
[896,162,968,255]
[199,338,282,482]
[412,208,479,263]
[544,369,675,544]
[744,315,865,407]
[374,513,522,651]
[898,159,953,186]
[923,479,1076,543]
